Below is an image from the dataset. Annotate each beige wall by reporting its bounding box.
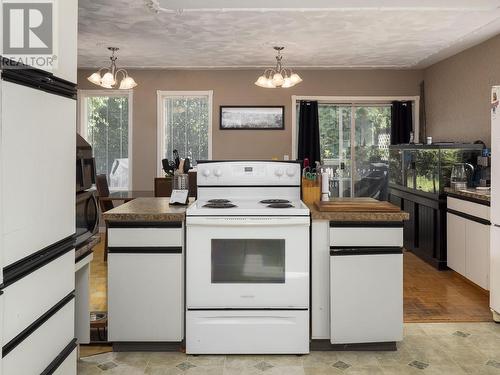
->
[424,34,500,147]
[77,69,423,190]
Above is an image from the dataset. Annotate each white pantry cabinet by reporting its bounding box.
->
[447,197,490,290]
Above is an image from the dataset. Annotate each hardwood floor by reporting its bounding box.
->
[403,250,491,322]
[87,236,492,327]
[90,236,107,312]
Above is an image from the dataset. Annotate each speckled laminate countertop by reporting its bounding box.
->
[103,197,195,222]
[444,187,490,203]
[307,202,410,222]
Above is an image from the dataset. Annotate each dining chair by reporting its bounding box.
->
[95,174,113,261]
[95,174,114,212]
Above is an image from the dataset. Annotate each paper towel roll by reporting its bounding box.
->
[321,172,329,193]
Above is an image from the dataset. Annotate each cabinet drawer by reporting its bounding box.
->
[108,227,183,248]
[2,249,75,344]
[2,298,75,375]
[329,226,403,247]
[447,197,490,221]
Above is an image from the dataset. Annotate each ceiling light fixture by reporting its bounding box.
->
[87,47,138,90]
[255,46,302,89]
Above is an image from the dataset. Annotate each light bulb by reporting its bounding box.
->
[119,76,138,89]
[255,75,269,88]
[266,78,276,88]
[290,73,302,84]
[101,72,116,87]
[87,72,102,85]
[281,77,294,88]
[272,72,284,86]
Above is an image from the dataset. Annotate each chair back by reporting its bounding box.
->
[95,174,114,212]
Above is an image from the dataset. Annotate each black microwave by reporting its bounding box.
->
[76,133,96,192]
[75,190,99,249]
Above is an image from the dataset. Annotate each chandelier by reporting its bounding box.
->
[255,47,302,89]
[87,47,137,90]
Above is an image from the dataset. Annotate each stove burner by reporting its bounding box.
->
[260,199,291,204]
[267,203,294,208]
[203,202,237,208]
[207,199,231,204]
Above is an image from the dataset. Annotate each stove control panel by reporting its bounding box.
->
[197,161,301,186]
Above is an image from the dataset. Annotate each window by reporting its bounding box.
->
[79,91,132,190]
[157,91,212,175]
[293,97,418,200]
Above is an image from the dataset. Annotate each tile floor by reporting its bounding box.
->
[79,322,500,375]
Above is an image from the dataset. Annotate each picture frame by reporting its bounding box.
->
[220,106,285,130]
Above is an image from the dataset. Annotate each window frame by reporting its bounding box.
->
[292,96,419,198]
[156,90,213,177]
[291,95,420,161]
[77,89,134,191]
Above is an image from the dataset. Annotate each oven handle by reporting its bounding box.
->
[186,216,310,227]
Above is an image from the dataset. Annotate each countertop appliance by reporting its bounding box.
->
[490,87,500,322]
[76,134,96,193]
[185,161,310,354]
[450,163,474,190]
[476,154,491,187]
[75,134,99,254]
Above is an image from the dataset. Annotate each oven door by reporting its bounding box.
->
[186,216,310,309]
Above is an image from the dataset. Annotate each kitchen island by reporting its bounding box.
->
[103,196,408,351]
[103,198,194,351]
[307,200,409,350]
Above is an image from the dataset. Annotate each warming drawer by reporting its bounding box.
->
[186,310,309,354]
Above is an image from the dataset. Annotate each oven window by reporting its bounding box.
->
[211,239,285,283]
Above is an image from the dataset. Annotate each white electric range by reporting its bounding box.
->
[185,161,310,354]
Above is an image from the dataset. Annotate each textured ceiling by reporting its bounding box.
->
[78,0,500,69]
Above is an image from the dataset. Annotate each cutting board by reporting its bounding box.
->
[314,198,401,212]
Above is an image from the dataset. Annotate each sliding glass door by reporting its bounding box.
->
[318,104,352,198]
[353,106,391,199]
[316,103,392,199]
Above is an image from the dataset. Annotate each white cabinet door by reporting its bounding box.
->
[466,220,490,290]
[491,225,500,315]
[1,82,75,267]
[491,87,500,225]
[311,221,330,340]
[108,252,183,342]
[447,213,467,275]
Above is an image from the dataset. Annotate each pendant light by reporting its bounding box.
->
[255,47,302,89]
[87,47,138,90]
